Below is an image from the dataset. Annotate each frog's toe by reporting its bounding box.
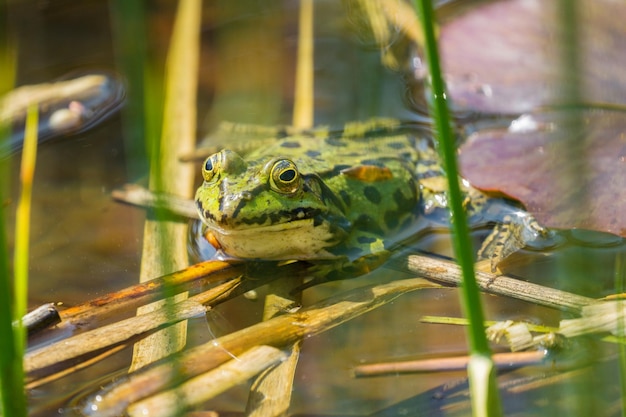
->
[477,214,548,273]
[474,258,501,274]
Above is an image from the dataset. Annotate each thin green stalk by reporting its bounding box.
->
[0,1,26,413]
[14,103,38,354]
[3,104,38,417]
[109,0,149,178]
[614,253,626,417]
[555,2,595,416]
[0,193,21,417]
[414,1,501,416]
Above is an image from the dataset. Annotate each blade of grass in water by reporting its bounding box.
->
[6,103,37,415]
[14,103,38,353]
[129,0,200,379]
[615,253,626,417]
[0,6,26,413]
[0,103,36,416]
[413,1,501,416]
[109,0,150,178]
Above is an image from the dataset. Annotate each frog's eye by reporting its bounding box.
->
[270,159,300,194]
[201,155,219,183]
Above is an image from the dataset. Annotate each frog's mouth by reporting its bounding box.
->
[203,217,342,261]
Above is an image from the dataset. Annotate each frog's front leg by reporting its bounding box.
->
[299,233,391,290]
[476,212,549,273]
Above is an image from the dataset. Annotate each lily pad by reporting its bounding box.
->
[420,0,626,114]
[459,111,626,237]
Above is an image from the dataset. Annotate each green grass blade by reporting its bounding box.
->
[413,1,501,416]
[3,103,39,417]
[14,104,38,352]
[108,0,150,178]
[0,2,26,413]
[615,253,626,416]
[0,204,22,417]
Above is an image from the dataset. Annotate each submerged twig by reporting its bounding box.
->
[25,278,240,380]
[353,351,552,377]
[26,261,305,386]
[245,279,302,417]
[82,278,441,417]
[127,345,287,417]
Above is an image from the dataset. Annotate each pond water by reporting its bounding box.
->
[5,0,623,416]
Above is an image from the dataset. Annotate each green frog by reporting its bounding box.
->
[194,118,547,282]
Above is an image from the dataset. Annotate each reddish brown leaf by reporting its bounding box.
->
[419,0,626,114]
[459,111,626,237]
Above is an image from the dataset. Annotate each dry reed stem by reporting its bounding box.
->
[353,350,560,377]
[407,254,596,313]
[58,260,239,331]
[25,277,242,382]
[127,346,287,417]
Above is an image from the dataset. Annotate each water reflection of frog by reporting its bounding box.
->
[195,118,548,284]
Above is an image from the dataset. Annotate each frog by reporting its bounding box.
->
[194,118,547,284]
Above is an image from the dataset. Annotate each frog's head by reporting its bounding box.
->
[195,149,350,260]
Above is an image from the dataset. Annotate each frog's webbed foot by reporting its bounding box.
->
[476,213,549,273]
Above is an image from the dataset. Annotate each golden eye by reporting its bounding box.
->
[270,159,300,194]
[201,154,219,183]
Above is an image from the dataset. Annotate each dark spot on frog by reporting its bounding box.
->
[280,141,301,148]
[384,211,399,229]
[332,164,352,175]
[354,214,385,235]
[386,141,406,150]
[360,159,385,167]
[339,189,351,206]
[393,188,416,212]
[357,236,377,244]
[241,213,268,225]
[399,216,414,231]
[363,186,382,204]
[306,150,321,158]
[325,137,347,147]
[273,128,287,138]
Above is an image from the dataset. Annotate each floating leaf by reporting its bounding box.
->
[416,0,626,114]
[459,111,626,237]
